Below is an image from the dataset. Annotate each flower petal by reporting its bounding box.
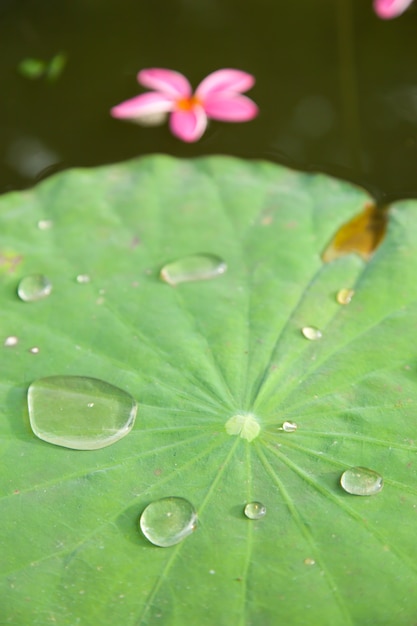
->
[110,92,175,119]
[137,68,192,98]
[169,107,207,142]
[196,69,255,98]
[373,0,414,18]
[203,93,259,122]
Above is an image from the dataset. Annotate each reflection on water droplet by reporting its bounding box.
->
[4,336,18,347]
[76,274,90,284]
[37,219,53,230]
[27,375,137,450]
[225,413,260,442]
[29,346,40,354]
[281,421,298,433]
[139,497,197,547]
[17,274,52,302]
[160,254,227,286]
[301,326,322,340]
[336,288,354,305]
[244,501,266,520]
[340,466,383,496]
[304,557,316,566]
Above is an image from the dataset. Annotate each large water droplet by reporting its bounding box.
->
[340,466,383,496]
[27,376,137,450]
[336,288,354,305]
[139,497,197,547]
[17,274,52,302]
[301,326,322,340]
[160,254,227,286]
[244,501,266,520]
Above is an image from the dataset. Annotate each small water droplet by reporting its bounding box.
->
[139,497,197,547]
[281,421,298,433]
[17,274,52,302]
[27,376,137,450]
[340,466,383,496]
[4,336,18,347]
[76,274,90,284]
[37,219,53,230]
[29,346,40,354]
[244,501,266,520]
[87,402,94,408]
[304,557,316,566]
[336,288,354,305]
[301,326,322,340]
[160,254,227,286]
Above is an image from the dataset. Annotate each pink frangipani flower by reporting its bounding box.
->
[111,68,258,142]
[374,0,414,18]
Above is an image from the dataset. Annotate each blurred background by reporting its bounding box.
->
[1,0,416,202]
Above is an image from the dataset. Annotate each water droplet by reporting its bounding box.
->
[139,497,197,547]
[4,336,18,347]
[301,326,322,340]
[340,466,383,496]
[37,219,53,230]
[304,557,316,566]
[17,274,52,302]
[244,501,266,520]
[28,346,40,354]
[27,376,137,450]
[225,413,260,442]
[160,254,227,286]
[281,421,298,433]
[336,288,354,305]
[76,274,90,284]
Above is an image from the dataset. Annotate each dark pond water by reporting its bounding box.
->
[1,0,417,201]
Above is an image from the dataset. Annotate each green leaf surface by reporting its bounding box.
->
[1,155,416,626]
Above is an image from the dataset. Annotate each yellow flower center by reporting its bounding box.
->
[176,95,202,111]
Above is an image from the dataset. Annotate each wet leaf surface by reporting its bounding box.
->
[0,156,416,625]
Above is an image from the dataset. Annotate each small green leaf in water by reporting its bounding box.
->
[17,53,66,82]
[46,53,67,82]
[17,58,46,79]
